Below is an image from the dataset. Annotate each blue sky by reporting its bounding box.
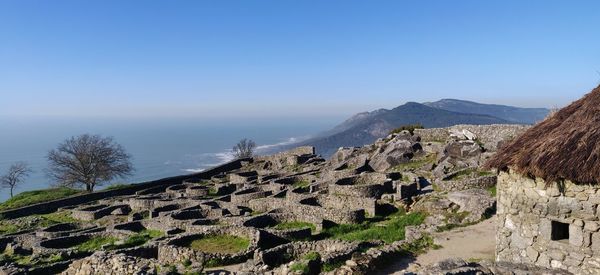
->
[1,1,599,118]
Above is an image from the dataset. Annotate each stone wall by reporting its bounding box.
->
[415,124,530,150]
[435,175,497,192]
[255,146,315,162]
[62,251,158,275]
[255,239,361,267]
[496,170,600,274]
[248,197,365,225]
[319,195,377,217]
[0,158,249,219]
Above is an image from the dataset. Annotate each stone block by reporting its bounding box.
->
[526,247,539,262]
[536,253,551,268]
[585,221,600,232]
[592,232,600,251]
[548,249,566,261]
[570,224,585,247]
[539,218,552,240]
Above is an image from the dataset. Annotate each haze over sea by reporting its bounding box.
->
[0,116,341,202]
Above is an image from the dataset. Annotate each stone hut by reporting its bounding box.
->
[486,85,600,274]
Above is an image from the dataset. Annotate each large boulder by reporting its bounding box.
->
[369,133,423,172]
[447,189,495,223]
[444,140,482,159]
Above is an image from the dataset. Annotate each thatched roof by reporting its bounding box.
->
[486,85,600,184]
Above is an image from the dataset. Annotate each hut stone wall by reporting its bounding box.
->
[497,170,600,274]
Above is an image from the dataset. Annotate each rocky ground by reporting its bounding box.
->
[0,124,568,275]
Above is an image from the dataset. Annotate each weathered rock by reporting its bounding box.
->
[62,251,159,275]
[369,134,423,172]
[447,189,496,223]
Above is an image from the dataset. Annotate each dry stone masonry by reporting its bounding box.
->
[0,124,549,275]
[496,170,600,274]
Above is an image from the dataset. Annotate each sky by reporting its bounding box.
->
[1,0,599,119]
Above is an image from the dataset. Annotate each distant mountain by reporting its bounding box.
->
[424,99,549,124]
[296,102,512,157]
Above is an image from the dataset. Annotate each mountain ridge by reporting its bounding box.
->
[423,98,549,124]
[295,102,514,156]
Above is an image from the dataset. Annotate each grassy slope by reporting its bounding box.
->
[0,187,82,211]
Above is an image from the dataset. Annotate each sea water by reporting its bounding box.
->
[0,116,340,202]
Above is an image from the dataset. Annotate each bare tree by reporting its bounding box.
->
[1,162,31,198]
[47,134,133,192]
[232,138,256,159]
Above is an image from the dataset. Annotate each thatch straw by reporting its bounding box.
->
[485,85,600,184]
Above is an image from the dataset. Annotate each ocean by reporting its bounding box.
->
[0,116,341,202]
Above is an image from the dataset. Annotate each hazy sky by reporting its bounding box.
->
[1,1,599,118]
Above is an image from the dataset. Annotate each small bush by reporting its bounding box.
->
[289,262,310,274]
[389,124,424,135]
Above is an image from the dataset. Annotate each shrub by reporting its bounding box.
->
[389,124,424,135]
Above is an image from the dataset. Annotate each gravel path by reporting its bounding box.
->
[377,216,496,274]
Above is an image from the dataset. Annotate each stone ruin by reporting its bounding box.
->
[0,124,534,275]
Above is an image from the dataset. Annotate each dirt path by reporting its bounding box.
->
[377,217,496,274]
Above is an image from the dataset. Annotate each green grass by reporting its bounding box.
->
[39,211,79,224]
[1,253,67,267]
[204,258,227,268]
[289,261,310,274]
[289,252,321,274]
[106,229,164,250]
[303,251,321,261]
[0,187,82,211]
[478,171,495,177]
[293,180,311,189]
[76,236,119,252]
[104,183,132,190]
[0,223,19,235]
[444,169,495,181]
[207,188,219,196]
[322,261,344,272]
[187,235,250,254]
[0,211,79,236]
[321,211,426,244]
[389,154,437,172]
[0,252,33,266]
[400,235,439,255]
[272,221,316,232]
[488,185,497,197]
[436,210,475,232]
